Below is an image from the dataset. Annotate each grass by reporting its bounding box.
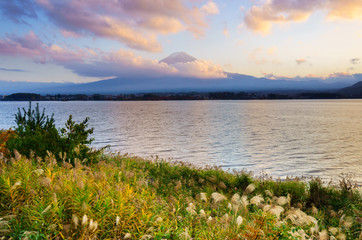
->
[0,151,361,239]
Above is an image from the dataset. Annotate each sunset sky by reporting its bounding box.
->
[0,0,361,83]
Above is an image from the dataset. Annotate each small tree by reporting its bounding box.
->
[6,102,98,164]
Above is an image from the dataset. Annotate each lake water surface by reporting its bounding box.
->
[1,100,361,184]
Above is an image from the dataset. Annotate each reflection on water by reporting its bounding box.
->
[0,100,361,184]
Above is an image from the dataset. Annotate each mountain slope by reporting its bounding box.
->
[1,73,354,95]
[337,81,362,97]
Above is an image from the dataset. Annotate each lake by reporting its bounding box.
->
[1,100,361,185]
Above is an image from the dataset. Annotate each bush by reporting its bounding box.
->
[6,102,99,165]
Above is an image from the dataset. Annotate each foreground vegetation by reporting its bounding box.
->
[0,104,361,239]
[0,152,361,239]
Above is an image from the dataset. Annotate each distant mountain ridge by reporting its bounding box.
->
[1,52,361,95]
[337,81,362,97]
[1,73,354,95]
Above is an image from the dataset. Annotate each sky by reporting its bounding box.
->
[0,0,361,83]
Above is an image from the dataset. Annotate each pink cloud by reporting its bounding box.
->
[0,31,89,64]
[0,32,226,79]
[30,0,213,51]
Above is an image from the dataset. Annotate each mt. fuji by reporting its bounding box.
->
[160,52,197,65]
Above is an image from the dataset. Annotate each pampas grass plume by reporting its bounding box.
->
[244,183,255,194]
[200,192,208,202]
[89,219,98,232]
[72,214,79,228]
[250,194,264,206]
[124,233,131,239]
[82,214,88,226]
[236,216,243,227]
[199,209,206,218]
[211,192,227,204]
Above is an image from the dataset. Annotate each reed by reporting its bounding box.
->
[0,152,360,239]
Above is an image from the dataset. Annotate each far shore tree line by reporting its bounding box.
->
[0,91,355,101]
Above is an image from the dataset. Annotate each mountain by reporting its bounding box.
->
[337,81,362,97]
[0,74,355,96]
[1,52,360,95]
[159,52,197,65]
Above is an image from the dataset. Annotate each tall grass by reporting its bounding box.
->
[0,152,360,239]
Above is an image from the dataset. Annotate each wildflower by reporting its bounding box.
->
[89,219,98,232]
[199,209,206,218]
[250,194,264,206]
[82,214,88,226]
[72,214,79,228]
[116,216,120,226]
[200,192,208,202]
[33,169,44,176]
[124,233,131,239]
[211,192,227,204]
[244,183,255,194]
[236,216,243,227]
[41,205,52,215]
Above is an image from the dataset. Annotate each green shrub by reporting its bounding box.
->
[6,102,99,165]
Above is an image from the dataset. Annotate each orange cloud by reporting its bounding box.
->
[244,0,362,34]
[327,0,362,20]
[296,59,307,65]
[201,1,220,15]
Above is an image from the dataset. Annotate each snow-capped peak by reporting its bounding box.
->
[160,52,197,65]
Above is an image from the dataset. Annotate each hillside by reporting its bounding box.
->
[337,81,362,97]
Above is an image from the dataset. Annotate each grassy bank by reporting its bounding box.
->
[0,152,361,239]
